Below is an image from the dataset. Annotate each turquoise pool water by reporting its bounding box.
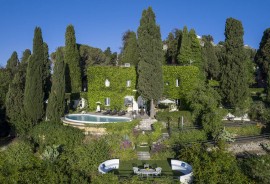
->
[65,114,131,124]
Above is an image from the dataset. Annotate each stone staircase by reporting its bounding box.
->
[137,151,151,160]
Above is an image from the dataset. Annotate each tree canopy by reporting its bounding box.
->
[220,18,249,109]
[137,7,164,118]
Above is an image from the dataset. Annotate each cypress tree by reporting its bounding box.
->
[5,71,29,135]
[220,18,249,108]
[43,42,51,101]
[64,25,81,93]
[202,35,220,80]
[255,28,270,81]
[23,27,45,124]
[46,48,65,122]
[189,29,202,69]
[165,29,182,65]
[121,30,139,66]
[6,51,19,76]
[177,26,191,65]
[19,49,31,76]
[21,49,31,64]
[137,7,163,118]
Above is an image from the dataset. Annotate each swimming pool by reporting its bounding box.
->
[64,114,132,124]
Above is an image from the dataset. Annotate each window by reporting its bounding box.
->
[176,79,179,87]
[105,98,110,106]
[127,80,131,87]
[105,79,110,87]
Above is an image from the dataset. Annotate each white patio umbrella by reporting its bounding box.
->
[159,99,175,104]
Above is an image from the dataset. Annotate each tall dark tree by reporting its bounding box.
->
[20,49,31,72]
[137,7,163,118]
[165,29,182,64]
[220,18,249,109]
[23,27,45,124]
[255,28,270,82]
[5,71,28,135]
[6,51,19,76]
[120,30,139,66]
[202,35,220,80]
[189,29,202,69]
[177,26,191,65]
[43,42,51,101]
[64,25,81,93]
[46,48,65,122]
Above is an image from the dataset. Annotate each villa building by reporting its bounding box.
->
[87,65,200,112]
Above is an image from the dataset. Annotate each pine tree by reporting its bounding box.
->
[267,66,270,103]
[177,26,191,65]
[189,29,202,69]
[64,25,81,93]
[255,28,270,81]
[137,7,163,118]
[220,18,249,108]
[23,27,45,124]
[46,48,65,122]
[202,35,220,80]
[43,42,51,101]
[121,30,139,66]
[6,51,19,76]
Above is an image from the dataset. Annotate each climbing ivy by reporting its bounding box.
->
[162,66,200,99]
[87,66,137,110]
[87,66,200,110]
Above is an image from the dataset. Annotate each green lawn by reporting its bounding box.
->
[112,159,183,177]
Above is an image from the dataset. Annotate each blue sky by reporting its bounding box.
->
[0,0,269,66]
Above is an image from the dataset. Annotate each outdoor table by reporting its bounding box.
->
[140,169,155,177]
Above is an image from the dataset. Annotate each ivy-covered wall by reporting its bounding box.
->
[87,66,200,111]
[162,66,200,99]
[87,66,137,110]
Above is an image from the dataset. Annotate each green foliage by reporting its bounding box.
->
[177,26,191,65]
[202,35,220,80]
[87,66,137,110]
[162,65,200,100]
[226,125,261,136]
[137,7,163,117]
[43,42,51,101]
[220,18,249,109]
[189,29,202,70]
[91,173,119,184]
[164,29,182,64]
[6,51,19,76]
[65,24,81,93]
[179,144,249,184]
[42,144,60,162]
[186,84,223,137]
[23,27,45,125]
[31,121,84,150]
[46,48,66,121]
[120,30,139,66]
[64,138,111,174]
[169,129,208,144]
[255,28,270,80]
[215,127,235,142]
[156,111,192,126]
[240,155,270,183]
[5,71,29,135]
